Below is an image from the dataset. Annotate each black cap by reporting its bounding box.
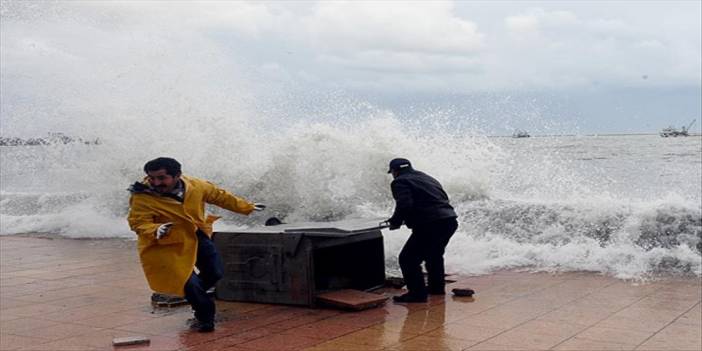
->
[387,158,412,173]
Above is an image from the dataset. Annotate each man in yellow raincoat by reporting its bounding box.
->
[128,157,264,332]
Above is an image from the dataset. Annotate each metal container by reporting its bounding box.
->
[213,219,386,306]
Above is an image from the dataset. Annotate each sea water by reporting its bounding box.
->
[1,2,700,279]
[1,130,700,279]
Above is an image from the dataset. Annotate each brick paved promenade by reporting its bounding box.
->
[1,236,700,350]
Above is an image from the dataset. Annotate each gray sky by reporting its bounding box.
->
[1,0,700,135]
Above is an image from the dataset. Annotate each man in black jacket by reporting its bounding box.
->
[386,158,458,303]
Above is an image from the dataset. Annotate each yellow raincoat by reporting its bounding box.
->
[127,175,254,297]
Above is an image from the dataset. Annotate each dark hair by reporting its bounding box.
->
[143,157,182,176]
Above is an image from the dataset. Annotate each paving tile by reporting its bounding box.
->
[0,302,67,318]
[612,306,683,323]
[187,327,275,349]
[282,320,365,339]
[595,282,659,298]
[114,314,191,336]
[388,335,477,351]
[635,321,702,351]
[654,285,702,300]
[7,269,52,277]
[0,333,50,350]
[424,323,504,342]
[538,304,614,326]
[73,310,156,329]
[47,294,121,310]
[631,295,700,312]
[35,302,130,323]
[573,326,653,346]
[427,294,451,306]
[164,326,240,348]
[302,339,384,351]
[370,314,445,335]
[332,307,398,327]
[482,328,572,350]
[485,300,555,317]
[573,295,643,310]
[511,319,587,337]
[10,321,102,340]
[515,294,576,309]
[216,301,274,314]
[594,314,674,333]
[237,332,322,350]
[17,338,102,350]
[410,303,477,323]
[452,310,533,330]
[452,294,513,314]
[0,317,59,335]
[33,328,141,350]
[468,341,544,350]
[553,337,638,350]
[0,312,23,323]
[636,338,702,351]
[214,345,258,351]
[368,302,413,320]
[101,277,153,290]
[0,277,38,287]
[676,304,702,326]
[0,297,36,310]
[10,287,91,303]
[0,287,28,299]
[267,311,342,331]
[222,308,308,332]
[188,341,256,351]
[329,327,415,348]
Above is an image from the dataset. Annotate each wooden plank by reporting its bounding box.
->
[316,289,388,311]
[113,336,150,347]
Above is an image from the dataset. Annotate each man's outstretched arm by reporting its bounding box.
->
[202,181,256,215]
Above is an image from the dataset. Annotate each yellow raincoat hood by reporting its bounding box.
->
[127,175,254,296]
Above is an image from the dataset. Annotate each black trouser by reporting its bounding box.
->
[399,217,458,297]
[183,231,223,324]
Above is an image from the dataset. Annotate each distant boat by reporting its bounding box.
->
[512,129,530,138]
[660,119,696,137]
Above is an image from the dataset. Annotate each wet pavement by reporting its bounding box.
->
[1,236,700,350]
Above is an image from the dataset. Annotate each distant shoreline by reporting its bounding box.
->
[1,133,700,145]
[490,133,702,138]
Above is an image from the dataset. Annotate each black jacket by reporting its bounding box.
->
[388,169,457,228]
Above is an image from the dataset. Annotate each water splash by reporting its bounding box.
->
[2,2,700,279]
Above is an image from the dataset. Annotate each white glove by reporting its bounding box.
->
[253,203,266,211]
[155,223,173,239]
